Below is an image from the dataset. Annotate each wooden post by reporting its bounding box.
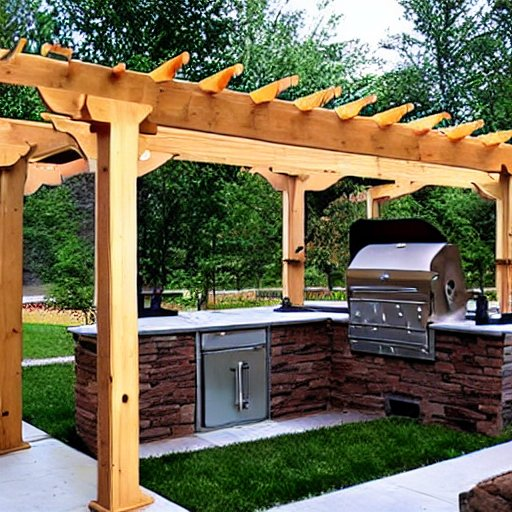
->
[282,176,306,305]
[366,193,380,219]
[86,97,153,512]
[0,158,29,455]
[252,169,341,305]
[496,173,512,313]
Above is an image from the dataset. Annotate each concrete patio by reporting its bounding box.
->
[2,414,511,511]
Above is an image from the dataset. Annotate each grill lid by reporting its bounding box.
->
[349,242,447,272]
[349,218,446,262]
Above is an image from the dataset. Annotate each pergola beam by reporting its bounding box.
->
[143,127,503,191]
[150,81,512,173]
[0,52,155,105]
[1,52,510,174]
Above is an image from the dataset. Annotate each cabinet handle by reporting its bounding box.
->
[236,361,244,412]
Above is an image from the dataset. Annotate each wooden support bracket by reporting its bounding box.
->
[372,103,415,128]
[198,64,244,93]
[42,113,97,160]
[293,86,342,112]
[39,87,87,119]
[335,94,377,121]
[249,75,299,104]
[366,181,424,218]
[24,159,89,195]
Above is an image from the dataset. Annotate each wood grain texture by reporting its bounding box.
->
[149,82,512,172]
[0,53,156,105]
[0,159,29,455]
[366,182,425,219]
[88,96,153,512]
[496,173,512,313]
[144,127,501,190]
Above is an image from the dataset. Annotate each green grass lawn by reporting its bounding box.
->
[23,363,77,443]
[140,419,511,512]
[23,323,74,359]
[22,363,512,512]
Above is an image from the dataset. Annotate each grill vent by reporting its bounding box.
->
[385,396,420,419]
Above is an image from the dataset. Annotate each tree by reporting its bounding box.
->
[24,184,94,314]
[382,187,496,290]
[307,181,366,289]
[0,0,50,120]
[50,0,370,299]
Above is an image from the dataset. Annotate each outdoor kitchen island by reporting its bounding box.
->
[70,305,512,455]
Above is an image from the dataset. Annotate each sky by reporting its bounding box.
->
[286,0,415,69]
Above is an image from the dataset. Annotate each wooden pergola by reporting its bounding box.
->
[1,42,512,511]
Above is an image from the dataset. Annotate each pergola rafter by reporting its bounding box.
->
[1,44,512,512]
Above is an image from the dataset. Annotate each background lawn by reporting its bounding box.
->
[23,323,74,359]
[22,363,80,447]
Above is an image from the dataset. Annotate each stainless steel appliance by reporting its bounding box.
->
[346,220,467,360]
[197,329,269,430]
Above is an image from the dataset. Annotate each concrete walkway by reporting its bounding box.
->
[0,423,186,512]
[267,440,512,512]
[140,410,380,458]
[22,355,74,367]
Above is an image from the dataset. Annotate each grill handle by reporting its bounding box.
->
[235,361,250,411]
[350,286,419,293]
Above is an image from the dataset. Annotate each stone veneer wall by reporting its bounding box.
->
[331,324,511,436]
[75,321,512,454]
[75,332,196,455]
[270,322,332,417]
[459,336,512,512]
[460,471,512,511]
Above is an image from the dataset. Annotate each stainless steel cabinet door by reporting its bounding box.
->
[202,346,267,429]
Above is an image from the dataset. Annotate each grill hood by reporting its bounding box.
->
[346,220,468,360]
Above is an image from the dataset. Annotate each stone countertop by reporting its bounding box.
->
[68,303,350,337]
[68,302,512,338]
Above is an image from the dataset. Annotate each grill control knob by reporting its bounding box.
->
[380,273,390,281]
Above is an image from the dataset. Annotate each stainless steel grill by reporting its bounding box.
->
[346,220,467,360]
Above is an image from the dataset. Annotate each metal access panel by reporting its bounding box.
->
[201,330,268,429]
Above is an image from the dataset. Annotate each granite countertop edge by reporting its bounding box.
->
[68,303,512,338]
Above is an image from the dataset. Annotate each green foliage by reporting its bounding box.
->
[24,185,94,315]
[307,182,366,289]
[47,237,94,320]
[23,323,74,359]
[138,164,282,295]
[24,187,80,281]
[0,0,50,120]
[140,417,510,512]
[382,188,495,289]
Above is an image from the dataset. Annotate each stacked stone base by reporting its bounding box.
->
[74,321,512,456]
[460,472,512,511]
